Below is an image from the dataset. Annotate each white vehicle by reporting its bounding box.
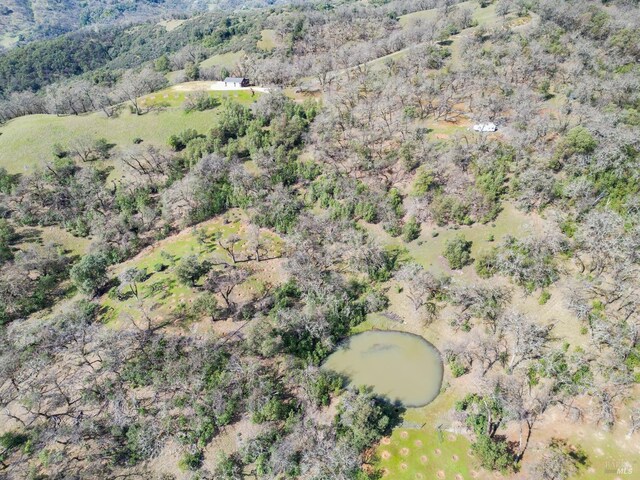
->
[473,122,497,132]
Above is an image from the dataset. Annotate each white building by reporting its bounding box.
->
[223,77,250,88]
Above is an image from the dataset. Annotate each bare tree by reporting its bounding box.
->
[116,68,168,115]
[395,262,445,317]
[204,266,250,308]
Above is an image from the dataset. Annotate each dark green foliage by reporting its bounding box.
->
[218,98,254,140]
[275,292,367,364]
[0,430,30,465]
[0,9,261,97]
[306,370,343,407]
[539,350,593,396]
[474,150,511,203]
[169,129,203,151]
[253,189,301,234]
[402,216,421,242]
[0,33,114,95]
[387,188,404,216]
[412,169,437,195]
[495,235,566,290]
[184,61,200,81]
[368,246,406,282]
[0,168,19,194]
[213,452,244,478]
[308,175,383,224]
[475,248,498,278]
[272,280,301,310]
[175,255,209,286]
[179,450,204,471]
[70,252,109,296]
[154,55,171,73]
[187,177,236,225]
[93,138,113,159]
[472,434,513,472]
[0,431,28,451]
[184,93,220,113]
[431,195,473,226]
[120,422,161,466]
[0,219,17,265]
[443,234,473,269]
[115,185,154,218]
[335,388,397,452]
[552,126,598,170]
[191,292,220,321]
[455,393,504,438]
[449,359,468,377]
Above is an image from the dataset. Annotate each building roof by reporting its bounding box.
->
[224,77,246,83]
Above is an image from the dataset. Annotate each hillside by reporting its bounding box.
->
[0,0,298,50]
[1,0,640,479]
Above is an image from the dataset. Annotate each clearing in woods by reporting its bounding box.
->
[0,85,259,175]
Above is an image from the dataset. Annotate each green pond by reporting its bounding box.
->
[323,330,443,407]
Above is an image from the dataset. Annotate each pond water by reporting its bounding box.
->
[322,330,443,408]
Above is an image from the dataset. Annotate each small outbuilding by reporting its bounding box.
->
[223,77,250,88]
[473,122,497,132]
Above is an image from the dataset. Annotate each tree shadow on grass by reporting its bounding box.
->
[16,228,44,245]
[144,277,177,300]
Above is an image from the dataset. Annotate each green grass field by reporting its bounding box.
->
[167,51,245,83]
[399,1,501,28]
[200,51,245,70]
[141,87,257,108]
[101,211,284,327]
[362,202,536,276]
[377,428,477,480]
[157,19,186,32]
[0,108,218,174]
[257,29,278,51]
[15,225,92,258]
[0,86,260,175]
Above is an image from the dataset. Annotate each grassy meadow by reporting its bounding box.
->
[0,108,216,174]
[257,29,278,51]
[166,51,245,83]
[0,87,259,176]
[100,210,285,328]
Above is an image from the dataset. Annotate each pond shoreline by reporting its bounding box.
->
[323,329,444,408]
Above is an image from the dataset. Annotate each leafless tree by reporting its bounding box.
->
[204,265,250,308]
[116,68,168,115]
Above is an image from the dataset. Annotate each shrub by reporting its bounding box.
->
[431,195,473,226]
[70,253,109,296]
[307,370,343,406]
[449,359,468,377]
[168,128,202,151]
[402,216,421,242]
[175,255,209,286]
[475,248,498,278]
[443,234,473,270]
[184,93,220,113]
[52,143,68,158]
[539,290,551,305]
[94,138,112,159]
[472,434,513,471]
[178,450,203,471]
[213,452,243,479]
[0,219,16,265]
[192,292,220,321]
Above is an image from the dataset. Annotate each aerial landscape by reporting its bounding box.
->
[1,0,639,478]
